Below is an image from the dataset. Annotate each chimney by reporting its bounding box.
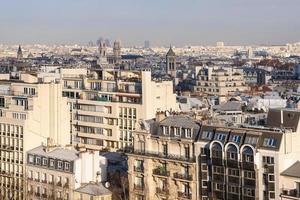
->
[156,111,166,122]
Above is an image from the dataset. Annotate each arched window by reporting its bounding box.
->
[242,146,254,162]
[226,144,238,160]
[211,143,222,158]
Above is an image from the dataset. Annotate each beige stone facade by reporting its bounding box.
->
[0,79,70,200]
[127,115,200,200]
[194,66,247,100]
[61,69,178,151]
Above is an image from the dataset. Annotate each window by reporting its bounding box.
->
[245,136,258,145]
[163,126,169,135]
[228,168,239,176]
[185,128,192,138]
[215,133,226,141]
[49,159,55,168]
[162,144,168,156]
[231,135,241,143]
[262,156,274,164]
[269,174,275,181]
[263,138,277,147]
[184,146,190,159]
[36,157,41,165]
[57,161,63,169]
[0,98,4,107]
[28,155,34,164]
[244,171,255,179]
[244,188,255,197]
[202,131,213,139]
[64,162,70,170]
[42,158,48,166]
[174,127,181,136]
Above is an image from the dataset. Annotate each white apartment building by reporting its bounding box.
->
[0,76,70,199]
[26,144,107,200]
[60,68,179,151]
[194,66,247,102]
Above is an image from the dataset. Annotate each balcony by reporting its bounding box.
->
[125,148,196,163]
[212,157,223,166]
[228,176,240,184]
[134,184,144,191]
[241,162,255,171]
[244,178,256,187]
[134,166,144,173]
[226,160,239,168]
[56,181,62,187]
[156,187,169,196]
[153,168,169,177]
[64,182,69,188]
[178,192,192,199]
[213,174,225,183]
[173,172,192,181]
[281,189,300,199]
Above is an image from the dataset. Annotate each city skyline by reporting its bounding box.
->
[0,0,299,46]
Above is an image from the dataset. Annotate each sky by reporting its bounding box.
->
[0,0,299,46]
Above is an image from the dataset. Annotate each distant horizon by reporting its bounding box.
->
[1,40,299,48]
[0,0,299,47]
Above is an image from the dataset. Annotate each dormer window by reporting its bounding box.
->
[231,135,241,143]
[263,138,277,148]
[57,161,63,169]
[28,155,34,164]
[36,157,41,165]
[215,133,226,141]
[42,158,48,166]
[202,131,213,140]
[163,126,169,135]
[185,129,192,138]
[174,127,181,137]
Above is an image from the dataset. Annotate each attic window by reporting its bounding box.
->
[263,138,277,148]
[288,113,295,119]
[202,131,213,140]
[215,133,226,141]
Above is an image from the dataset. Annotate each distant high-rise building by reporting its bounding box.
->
[247,47,254,59]
[216,41,225,47]
[17,45,23,60]
[144,40,150,49]
[166,46,177,77]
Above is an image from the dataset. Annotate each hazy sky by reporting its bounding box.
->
[0,0,299,46]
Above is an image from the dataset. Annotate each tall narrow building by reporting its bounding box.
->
[17,45,23,60]
[0,75,70,199]
[113,40,121,64]
[166,46,177,77]
[97,40,109,67]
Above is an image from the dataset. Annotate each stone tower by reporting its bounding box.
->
[17,45,23,60]
[166,46,176,77]
[113,40,121,64]
[97,40,108,66]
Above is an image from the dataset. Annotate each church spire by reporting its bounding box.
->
[17,45,23,60]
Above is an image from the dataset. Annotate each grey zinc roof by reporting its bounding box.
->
[27,145,79,161]
[75,182,112,196]
[281,161,300,178]
[218,101,242,112]
[267,108,300,132]
[160,115,200,129]
[149,115,201,140]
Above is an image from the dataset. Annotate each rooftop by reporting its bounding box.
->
[281,161,300,178]
[27,145,79,161]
